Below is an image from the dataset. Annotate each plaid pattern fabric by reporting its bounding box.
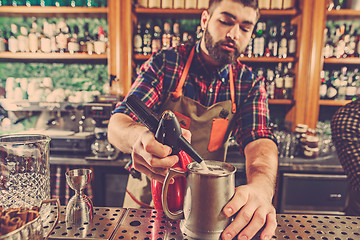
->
[113,42,276,151]
[331,99,360,192]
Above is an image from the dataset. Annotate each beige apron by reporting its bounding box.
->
[123,47,237,208]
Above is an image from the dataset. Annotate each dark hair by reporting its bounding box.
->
[208,0,259,16]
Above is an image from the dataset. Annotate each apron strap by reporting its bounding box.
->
[171,47,195,99]
[229,66,236,114]
[171,47,236,114]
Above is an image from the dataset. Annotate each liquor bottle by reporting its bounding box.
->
[54,0,66,7]
[137,0,148,8]
[266,25,278,57]
[8,24,18,53]
[56,20,69,53]
[322,27,334,58]
[258,0,270,9]
[68,25,80,54]
[344,25,356,58]
[278,21,288,58]
[133,23,143,54]
[271,0,282,9]
[50,21,58,53]
[18,26,29,53]
[80,22,93,55]
[283,62,294,99]
[266,69,275,99]
[10,0,25,6]
[172,22,181,47]
[173,0,185,9]
[287,24,297,57]
[28,18,39,53]
[162,0,173,8]
[274,63,284,99]
[337,66,348,100]
[334,24,346,58]
[94,25,106,54]
[197,0,208,9]
[148,0,161,8]
[253,21,266,57]
[326,71,339,100]
[152,25,162,53]
[40,21,52,53]
[182,32,190,45]
[283,0,296,9]
[185,0,197,9]
[345,69,358,100]
[142,22,152,55]
[319,70,328,99]
[162,21,172,49]
[243,33,254,57]
[40,0,52,7]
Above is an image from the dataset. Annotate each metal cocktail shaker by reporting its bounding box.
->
[162,160,236,239]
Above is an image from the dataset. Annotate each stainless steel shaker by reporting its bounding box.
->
[162,160,236,239]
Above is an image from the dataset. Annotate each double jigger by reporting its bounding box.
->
[65,168,94,225]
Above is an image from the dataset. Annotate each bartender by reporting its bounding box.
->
[108,0,278,239]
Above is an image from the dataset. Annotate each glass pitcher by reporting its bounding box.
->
[0,134,51,210]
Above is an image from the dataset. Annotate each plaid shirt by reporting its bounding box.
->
[113,42,276,151]
[331,99,360,191]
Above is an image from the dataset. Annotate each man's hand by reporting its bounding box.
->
[130,126,192,182]
[221,184,277,240]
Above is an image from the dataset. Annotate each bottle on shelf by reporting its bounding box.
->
[148,0,161,8]
[94,25,106,55]
[197,0,209,9]
[50,21,58,53]
[345,68,358,101]
[185,0,197,9]
[56,20,69,53]
[68,25,80,54]
[152,25,162,53]
[162,21,172,49]
[40,0,53,7]
[8,23,18,53]
[80,22,94,55]
[326,71,339,100]
[266,69,275,99]
[287,24,297,57]
[172,22,181,47]
[195,25,203,42]
[283,62,295,99]
[258,0,271,9]
[274,63,285,99]
[337,66,348,100]
[253,21,266,57]
[142,22,152,55]
[40,20,52,53]
[18,26,29,53]
[173,0,185,9]
[133,23,143,55]
[271,0,283,9]
[28,18,39,53]
[266,24,278,57]
[319,70,328,99]
[162,0,173,8]
[278,21,288,58]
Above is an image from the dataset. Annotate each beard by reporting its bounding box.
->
[204,27,242,65]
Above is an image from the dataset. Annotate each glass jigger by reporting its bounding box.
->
[65,169,94,225]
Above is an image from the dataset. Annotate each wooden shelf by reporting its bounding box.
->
[0,52,108,60]
[269,99,294,105]
[0,6,108,17]
[134,54,296,63]
[319,99,351,106]
[134,7,297,17]
[327,9,360,17]
[323,57,360,65]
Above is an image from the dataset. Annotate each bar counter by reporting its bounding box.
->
[44,206,360,240]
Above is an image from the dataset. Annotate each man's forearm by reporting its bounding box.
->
[107,113,148,154]
[244,138,278,198]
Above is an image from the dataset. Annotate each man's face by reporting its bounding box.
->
[201,0,257,65]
